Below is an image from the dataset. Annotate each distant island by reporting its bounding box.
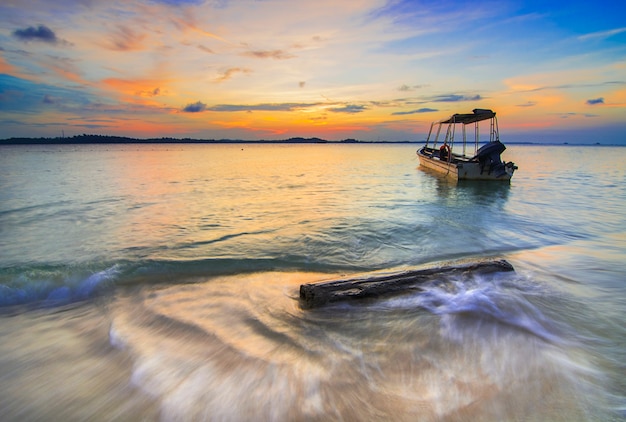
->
[0,135,616,146]
[0,134,418,145]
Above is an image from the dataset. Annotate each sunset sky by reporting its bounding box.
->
[1,0,625,143]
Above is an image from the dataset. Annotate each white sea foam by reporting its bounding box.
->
[102,271,614,421]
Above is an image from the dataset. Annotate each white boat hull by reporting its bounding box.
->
[417,147,515,181]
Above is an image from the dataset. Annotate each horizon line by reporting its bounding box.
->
[0,134,621,146]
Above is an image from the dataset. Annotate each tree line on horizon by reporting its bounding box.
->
[0,134,418,144]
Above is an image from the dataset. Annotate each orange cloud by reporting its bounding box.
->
[104,25,147,51]
[215,68,252,82]
[45,63,90,86]
[600,89,626,107]
[0,55,19,75]
[508,121,556,130]
[242,50,295,60]
[210,120,251,129]
[102,78,168,103]
[2,52,89,86]
[169,16,231,45]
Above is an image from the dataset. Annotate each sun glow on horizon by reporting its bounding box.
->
[1,0,625,143]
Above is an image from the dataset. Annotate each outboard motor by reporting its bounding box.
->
[474,141,507,177]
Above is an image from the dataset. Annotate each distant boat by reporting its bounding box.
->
[417,109,517,181]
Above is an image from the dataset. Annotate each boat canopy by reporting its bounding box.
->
[438,109,495,125]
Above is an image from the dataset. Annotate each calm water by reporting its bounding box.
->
[0,143,625,421]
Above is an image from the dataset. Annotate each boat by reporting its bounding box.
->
[416,109,517,181]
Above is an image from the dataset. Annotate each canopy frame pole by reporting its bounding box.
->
[474,121,479,152]
[425,122,435,148]
[433,123,443,148]
[462,124,467,156]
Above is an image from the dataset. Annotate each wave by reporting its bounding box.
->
[104,269,613,421]
[0,264,119,307]
[0,256,368,308]
[359,272,565,344]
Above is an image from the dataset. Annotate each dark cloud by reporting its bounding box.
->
[392,108,437,115]
[42,95,55,104]
[183,101,207,112]
[215,67,251,82]
[299,81,306,88]
[398,84,426,92]
[13,25,58,44]
[197,45,215,54]
[107,25,145,51]
[517,81,625,93]
[549,112,601,119]
[586,97,604,105]
[431,94,482,102]
[329,104,367,113]
[132,87,162,97]
[242,50,295,59]
[516,101,537,107]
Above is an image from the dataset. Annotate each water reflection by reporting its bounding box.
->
[418,166,510,205]
[2,144,625,420]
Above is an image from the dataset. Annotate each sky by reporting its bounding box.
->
[1,0,625,143]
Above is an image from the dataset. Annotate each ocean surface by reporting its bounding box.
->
[0,143,625,421]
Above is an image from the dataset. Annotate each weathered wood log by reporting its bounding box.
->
[299,259,514,309]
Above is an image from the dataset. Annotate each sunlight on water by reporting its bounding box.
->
[1,144,625,420]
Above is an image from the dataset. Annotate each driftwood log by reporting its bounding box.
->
[299,259,514,309]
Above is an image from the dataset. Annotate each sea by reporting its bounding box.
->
[0,143,624,421]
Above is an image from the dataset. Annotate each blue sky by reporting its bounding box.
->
[1,0,625,143]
